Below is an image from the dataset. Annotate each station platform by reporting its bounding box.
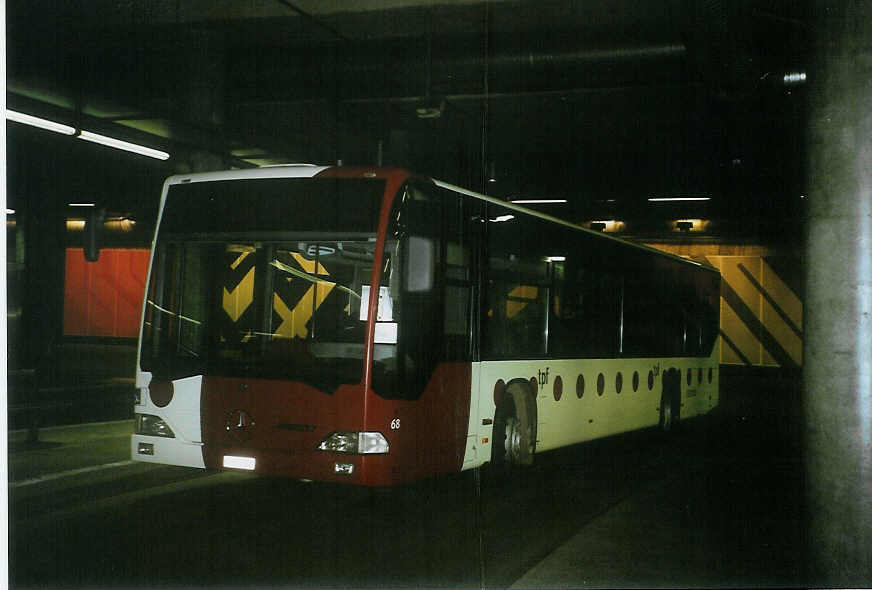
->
[7,342,137,432]
[510,458,803,589]
[512,368,806,588]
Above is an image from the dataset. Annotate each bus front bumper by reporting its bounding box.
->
[131,434,206,469]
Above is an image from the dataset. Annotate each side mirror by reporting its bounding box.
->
[84,207,106,262]
[404,236,434,292]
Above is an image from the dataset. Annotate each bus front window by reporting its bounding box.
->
[141,239,378,392]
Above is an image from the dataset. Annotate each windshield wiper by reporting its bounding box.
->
[270,259,361,299]
[146,300,203,326]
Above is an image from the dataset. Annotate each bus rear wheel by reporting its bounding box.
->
[659,368,681,433]
[659,390,675,432]
[659,387,680,433]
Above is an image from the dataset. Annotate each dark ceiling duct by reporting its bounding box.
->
[441,43,686,70]
[230,38,688,105]
[683,0,759,101]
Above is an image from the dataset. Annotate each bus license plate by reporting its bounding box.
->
[223,455,256,470]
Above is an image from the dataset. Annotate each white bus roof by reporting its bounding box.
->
[165,164,329,185]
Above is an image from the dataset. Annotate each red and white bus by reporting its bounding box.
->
[132,165,721,485]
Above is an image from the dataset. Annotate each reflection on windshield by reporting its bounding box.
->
[270,258,361,301]
[141,239,389,392]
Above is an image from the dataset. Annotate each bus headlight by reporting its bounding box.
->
[317,431,388,454]
[135,413,176,438]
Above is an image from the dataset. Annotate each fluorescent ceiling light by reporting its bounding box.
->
[6,209,16,215]
[648,197,711,202]
[509,199,568,204]
[6,109,76,135]
[69,202,96,207]
[78,130,170,160]
[490,214,515,223]
[545,256,566,262]
[7,109,171,160]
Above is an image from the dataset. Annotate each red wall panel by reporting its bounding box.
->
[63,248,150,338]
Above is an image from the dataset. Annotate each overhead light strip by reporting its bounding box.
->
[78,130,170,160]
[5,109,76,135]
[648,197,711,202]
[509,199,568,204]
[6,109,170,160]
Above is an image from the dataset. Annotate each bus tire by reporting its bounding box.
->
[491,381,537,471]
[659,389,675,432]
[659,369,681,433]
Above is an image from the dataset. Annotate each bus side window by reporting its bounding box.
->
[442,192,472,361]
[622,266,664,356]
[550,259,586,358]
[662,268,685,355]
[483,205,549,359]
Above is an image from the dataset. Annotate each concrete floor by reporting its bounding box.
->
[9,367,806,588]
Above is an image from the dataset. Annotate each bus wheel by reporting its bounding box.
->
[659,369,681,433]
[659,390,675,432]
[491,396,517,472]
[492,383,536,470]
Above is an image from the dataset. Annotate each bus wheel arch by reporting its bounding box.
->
[492,379,537,468]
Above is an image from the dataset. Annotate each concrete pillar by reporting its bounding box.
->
[176,28,227,173]
[804,1,872,585]
[19,149,66,390]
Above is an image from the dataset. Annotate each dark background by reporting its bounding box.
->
[6,0,811,381]
[7,0,809,237]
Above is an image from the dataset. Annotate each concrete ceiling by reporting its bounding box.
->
[6,0,811,237]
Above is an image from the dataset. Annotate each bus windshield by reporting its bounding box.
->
[140,177,388,392]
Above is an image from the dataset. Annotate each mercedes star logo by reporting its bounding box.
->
[225,409,256,442]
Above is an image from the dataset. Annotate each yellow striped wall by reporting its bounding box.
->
[643,242,803,368]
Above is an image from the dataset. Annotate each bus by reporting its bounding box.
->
[131,165,721,486]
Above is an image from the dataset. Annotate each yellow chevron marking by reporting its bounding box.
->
[229,250,251,270]
[273,293,304,339]
[710,256,765,365]
[761,258,803,329]
[273,280,336,339]
[720,298,761,365]
[761,298,803,366]
[718,256,763,317]
[272,253,335,339]
[760,259,802,365]
[290,252,328,276]
[707,255,803,367]
[222,266,255,322]
[507,285,538,318]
